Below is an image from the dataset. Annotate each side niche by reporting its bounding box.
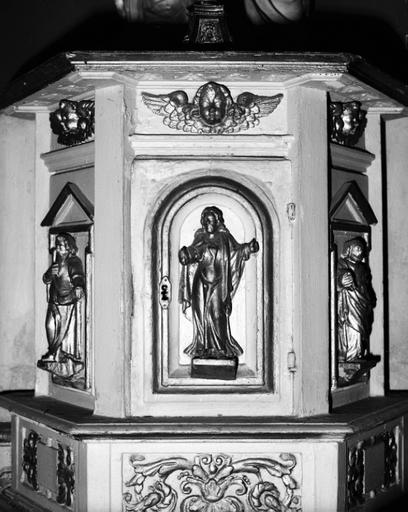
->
[152,177,273,393]
[329,181,379,393]
[37,183,94,391]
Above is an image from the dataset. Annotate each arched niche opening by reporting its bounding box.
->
[151,176,274,393]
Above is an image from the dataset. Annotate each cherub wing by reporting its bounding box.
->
[234,92,283,130]
[236,92,283,116]
[142,90,196,131]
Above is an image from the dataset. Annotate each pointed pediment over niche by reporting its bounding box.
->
[41,182,94,227]
[330,181,377,226]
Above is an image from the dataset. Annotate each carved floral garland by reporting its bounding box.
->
[123,453,301,512]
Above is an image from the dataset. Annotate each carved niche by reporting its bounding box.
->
[329,181,379,389]
[37,183,94,391]
[151,177,273,392]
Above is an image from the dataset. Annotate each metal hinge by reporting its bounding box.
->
[287,202,296,222]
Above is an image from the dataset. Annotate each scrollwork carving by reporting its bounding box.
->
[22,430,39,491]
[384,428,398,488]
[347,443,364,508]
[142,81,283,134]
[50,99,94,146]
[123,453,301,512]
[57,444,75,507]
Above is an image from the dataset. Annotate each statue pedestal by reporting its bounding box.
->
[191,357,238,380]
[338,355,381,387]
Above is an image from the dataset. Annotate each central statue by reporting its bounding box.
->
[179,206,259,379]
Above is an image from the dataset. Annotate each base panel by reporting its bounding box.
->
[0,391,408,512]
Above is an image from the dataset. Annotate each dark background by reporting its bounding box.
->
[0,0,407,96]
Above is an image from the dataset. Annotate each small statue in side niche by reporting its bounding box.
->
[337,237,376,362]
[179,206,259,379]
[38,233,86,381]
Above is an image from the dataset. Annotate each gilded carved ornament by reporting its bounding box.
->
[329,100,367,146]
[22,431,40,491]
[124,453,301,512]
[49,99,94,146]
[57,444,75,507]
[142,81,283,134]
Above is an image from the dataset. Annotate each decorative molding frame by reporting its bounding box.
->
[129,134,293,158]
[151,176,274,392]
[330,143,375,174]
[329,181,378,228]
[41,141,95,174]
[17,418,79,510]
[41,182,94,227]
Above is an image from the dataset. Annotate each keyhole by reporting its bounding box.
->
[159,276,171,309]
[161,284,169,301]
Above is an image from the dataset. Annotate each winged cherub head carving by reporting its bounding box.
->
[142,81,283,134]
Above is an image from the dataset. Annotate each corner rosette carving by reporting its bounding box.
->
[329,100,367,146]
[142,81,283,134]
[123,453,301,512]
[50,99,95,146]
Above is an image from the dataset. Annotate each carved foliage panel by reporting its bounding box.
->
[18,419,78,510]
[123,450,302,512]
[346,424,400,510]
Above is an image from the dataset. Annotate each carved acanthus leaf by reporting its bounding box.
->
[123,453,301,512]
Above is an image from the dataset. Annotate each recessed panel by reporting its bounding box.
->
[152,178,273,393]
